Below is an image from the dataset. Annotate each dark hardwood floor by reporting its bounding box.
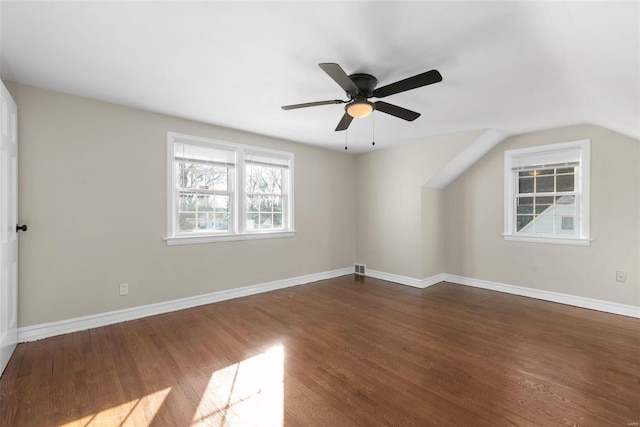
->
[1,276,638,426]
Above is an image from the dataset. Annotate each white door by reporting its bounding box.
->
[0,80,18,375]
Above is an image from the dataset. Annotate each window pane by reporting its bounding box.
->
[246,213,259,231]
[519,196,533,205]
[214,213,229,231]
[517,215,534,232]
[518,177,533,193]
[179,213,196,232]
[535,214,554,234]
[535,205,553,215]
[179,193,196,211]
[197,195,214,212]
[178,162,195,189]
[273,196,283,213]
[535,196,553,215]
[537,196,554,204]
[557,174,575,192]
[556,195,575,204]
[246,165,283,194]
[557,167,574,174]
[178,162,222,190]
[516,197,533,214]
[536,176,554,192]
[197,213,213,230]
[212,168,228,191]
[273,213,283,228]
[214,195,229,212]
[536,169,553,176]
[259,213,272,229]
[559,216,575,232]
[517,205,533,214]
[260,196,272,212]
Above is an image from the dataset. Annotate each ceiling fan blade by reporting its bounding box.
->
[373,69,442,98]
[319,63,359,93]
[374,101,421,121]
[335,112,354,131]
[281,100,345,110]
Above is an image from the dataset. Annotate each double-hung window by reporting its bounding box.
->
[245,151,290,232]
[166,132,294,245]
[503,139,590,245]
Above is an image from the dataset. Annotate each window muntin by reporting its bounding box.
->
[178,164,232,234]
[515,167,576,235]
[167,133,294,244]
[245,164,286,231]
[504,140,590,245]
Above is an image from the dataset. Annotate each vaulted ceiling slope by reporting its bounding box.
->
[1,1,638,153]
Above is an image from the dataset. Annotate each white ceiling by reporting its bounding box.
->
[1,1,638,153]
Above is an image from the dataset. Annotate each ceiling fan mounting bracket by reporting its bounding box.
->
[347,73,377,98]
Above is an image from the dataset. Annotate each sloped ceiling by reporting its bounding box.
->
[1,1,638,153]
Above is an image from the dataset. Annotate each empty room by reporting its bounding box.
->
[0,1,638,426]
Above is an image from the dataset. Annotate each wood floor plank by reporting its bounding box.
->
[1,277,638,426]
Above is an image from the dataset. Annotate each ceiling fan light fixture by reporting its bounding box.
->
[346,101,374,119]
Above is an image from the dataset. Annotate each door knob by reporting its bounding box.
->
[16,224,27,232]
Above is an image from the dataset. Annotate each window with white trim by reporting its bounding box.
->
[166,132,294,245]
[503,139,590,245]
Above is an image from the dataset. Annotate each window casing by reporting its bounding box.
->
[503,139,590,245]
[166,132,294,245]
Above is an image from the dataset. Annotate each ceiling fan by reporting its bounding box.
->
[282,63,442,131]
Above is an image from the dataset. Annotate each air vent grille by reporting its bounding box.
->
[354,264,366,276]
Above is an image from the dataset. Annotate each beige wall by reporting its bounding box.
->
[8,82,355,327]
[444,124,640,306]
[354,130,483,279]
[10,81,638,327]
[421,187,445,278]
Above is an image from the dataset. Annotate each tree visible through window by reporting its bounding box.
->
[167,132,294,244]
[178,162,230,233]
[245,164,285,231]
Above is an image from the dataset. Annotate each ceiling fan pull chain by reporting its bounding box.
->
[372,112,376,146]
[344,114,349,150]
[344,125,348,151]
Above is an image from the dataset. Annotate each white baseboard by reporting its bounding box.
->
[17,267,639,342]
[366,269,445,289]
[18,267,353,343]
[443,274,640,319]
[364,269,639,318]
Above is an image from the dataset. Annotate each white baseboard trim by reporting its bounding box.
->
[366,269,445,289]
[443,274,640,319]
[364,269,639,318]
[18,267,353,343]
[18,268,638,342]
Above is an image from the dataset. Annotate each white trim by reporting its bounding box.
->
[443,274,640,319]
[503,139,590,243]
[502,234,592,246]
[166,131,294,244]
[165,230,296,245]
[426,129,507,189]
[365,269,639,318]
[17,267,352,343]
[19,267,638,342]
[366,269,445,289]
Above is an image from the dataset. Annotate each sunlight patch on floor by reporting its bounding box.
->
[61,387,172,426]
[191,345,284,426]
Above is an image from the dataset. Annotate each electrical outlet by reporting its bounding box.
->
[615,271,626,283]
[119,283,129,295]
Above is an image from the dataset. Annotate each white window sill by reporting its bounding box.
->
[502,234,592,246]
[165,230,296,246]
